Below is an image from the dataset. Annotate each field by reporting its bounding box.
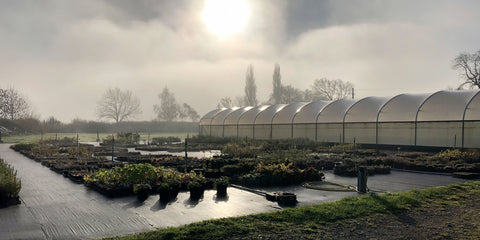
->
[1,132,197,143]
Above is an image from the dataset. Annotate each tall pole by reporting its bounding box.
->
[76,133,79,159]
[111,135,115,162]
[184,135,188,172]
[352,88,355,99]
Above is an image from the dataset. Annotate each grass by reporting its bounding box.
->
[104,181,480,240]
[1,132,197,143]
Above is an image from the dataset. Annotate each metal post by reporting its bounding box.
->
[96,130,100,142]
[184,136,188,172]
[147,132,150,145]
[111,135,115,162]
[454,134,457,149]
[358,166,367,193]
[76,133,79,159]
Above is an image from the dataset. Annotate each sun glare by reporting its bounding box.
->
[202,0,249,38]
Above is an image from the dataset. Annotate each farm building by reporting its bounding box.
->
[199,90,480,148]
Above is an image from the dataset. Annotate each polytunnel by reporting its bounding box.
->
[292,101,330,140]
[376,93,430,145]
[254,104,287,140]
[223,107,253,137]
[210,108,239,137]
[199,90,480,148]
[271,102,309,139]
[237,105,270,139]
[316,99,356,143]
[463,92,480,148]
[416,90,479,148]
[343,97,390,144]
[199,108,225,136]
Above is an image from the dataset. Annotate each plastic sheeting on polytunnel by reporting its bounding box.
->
[210,108,239,137]
[316,99,356,143]
[199,90,480,149]
[271,102,308,139]
[343,97,390,144]
[254,104,287,140]
[416,90,479,148]
[292,101,330,140]
[377,93,430,145]
[237,105,270,139]
[463,92,480,148]
[223,107,253,137]
[199,108,225,136]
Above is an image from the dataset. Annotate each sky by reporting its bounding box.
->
[1,0,480,122]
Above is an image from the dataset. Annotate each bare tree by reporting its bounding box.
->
[182,103,200,122]
[244,64,258,106]
[0,87,30,120]
[453,50,480,89]
[217,97,233,108]
[271,63,282,104]
[97,88,141,123]
[310,78,353,101]
[154,87,179,122]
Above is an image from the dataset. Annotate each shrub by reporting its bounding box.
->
[151,136,181,145]
[87,163,158,186]
[214,176,229,190]
[133,183,152,194]
[0,159,21,201]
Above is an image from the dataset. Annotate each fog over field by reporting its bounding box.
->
[1,0,480,122]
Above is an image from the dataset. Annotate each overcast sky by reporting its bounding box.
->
[1,0,480,122]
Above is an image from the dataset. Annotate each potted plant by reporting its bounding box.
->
[187,180,204,200]
[133,183,151,200]
[214,176,229,197]
[158,183,170,202]
[167,179,180,199]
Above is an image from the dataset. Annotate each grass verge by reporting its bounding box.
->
[104,181,480,240]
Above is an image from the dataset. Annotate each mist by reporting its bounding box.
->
[1,0,479,122]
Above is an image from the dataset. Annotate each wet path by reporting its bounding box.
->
[0,144,467,239]
[0,144,276,240]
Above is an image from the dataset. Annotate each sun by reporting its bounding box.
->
[202,0,249,38]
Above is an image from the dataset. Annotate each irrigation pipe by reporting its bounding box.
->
[302,181,357,192]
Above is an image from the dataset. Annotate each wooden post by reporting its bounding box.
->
[358,166,368,193]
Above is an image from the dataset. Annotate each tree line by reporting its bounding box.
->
[96,87,200,123]
[217,63,354,108]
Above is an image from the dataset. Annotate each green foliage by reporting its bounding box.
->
[0,158,21,201]
[222,142,257,158]
[133,183,152,194]
[330,143,358,153]
[11,142,38,152]
[86,163,158,186]
[67,146,91,157]
[214,176,229,189]
[240,162,324,186]
[436,149,480,162]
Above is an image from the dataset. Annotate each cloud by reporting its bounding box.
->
[1,0,480,122]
